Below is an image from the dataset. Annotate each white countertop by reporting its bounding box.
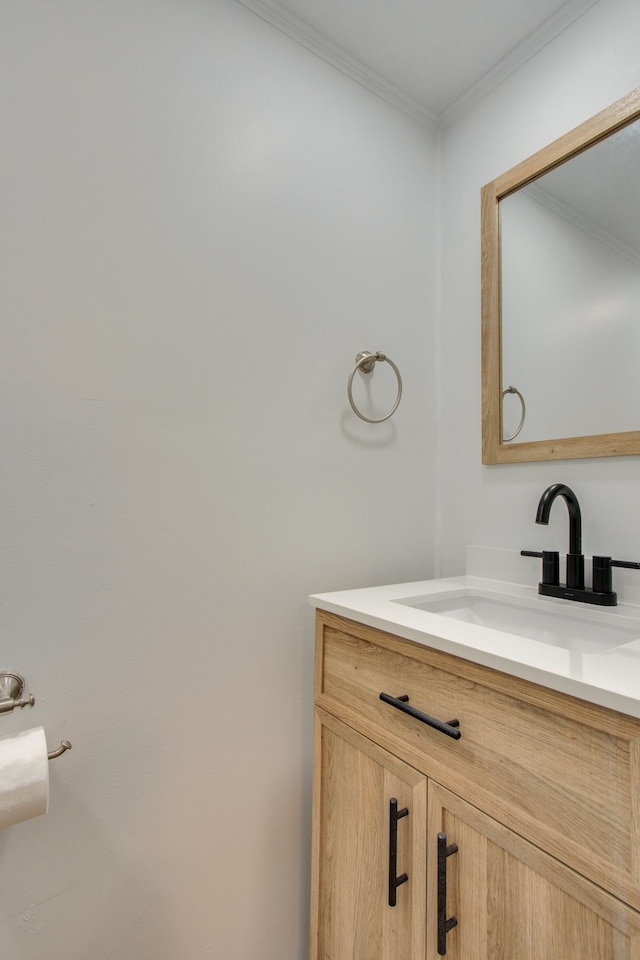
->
[310,575,640,719]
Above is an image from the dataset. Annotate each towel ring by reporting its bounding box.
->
[347,351,403,424]
[502,385,526,441]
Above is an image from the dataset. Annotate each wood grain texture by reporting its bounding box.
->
[315,611,640,910]
[480,181,502,464]
[481,85,640,464]
[309,709,427,960]
[427,781,640,960]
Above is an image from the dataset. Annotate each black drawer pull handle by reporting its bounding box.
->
[379,692,461,740]
[388,798,409,906]
[437,832,458,955]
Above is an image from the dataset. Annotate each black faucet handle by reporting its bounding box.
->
[521,550,560,586]
[592,556,640,595]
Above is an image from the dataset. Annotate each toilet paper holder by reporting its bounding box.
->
[0,673,35,713]
[0,673,71,760]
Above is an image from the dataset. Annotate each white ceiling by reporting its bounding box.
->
[238,0,601,125]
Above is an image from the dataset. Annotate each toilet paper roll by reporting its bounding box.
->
[0,727,49,829]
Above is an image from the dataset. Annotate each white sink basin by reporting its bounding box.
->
[393,588,640,653]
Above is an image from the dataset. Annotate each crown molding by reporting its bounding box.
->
[438,0,602,127]
[235,0,439,129]
[524,182,640,269]
[236,0,601,130]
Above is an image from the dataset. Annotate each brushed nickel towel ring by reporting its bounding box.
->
[502,385,526,441]
[347,351,402,424]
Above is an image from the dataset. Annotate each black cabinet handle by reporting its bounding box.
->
[379,692,461,740]
[437,832,458,955]
[388,798,409,906]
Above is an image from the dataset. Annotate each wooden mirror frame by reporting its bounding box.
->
[481,86,640,464]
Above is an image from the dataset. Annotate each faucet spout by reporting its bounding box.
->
[535,483,583,587]
[535,483,582,555]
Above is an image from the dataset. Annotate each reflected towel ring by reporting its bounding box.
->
[502,385,526,441]
[347,351,403,424]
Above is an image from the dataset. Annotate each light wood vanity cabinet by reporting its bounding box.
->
[310,610,640,959]
[311,711,427,959]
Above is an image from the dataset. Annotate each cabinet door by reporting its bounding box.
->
[310,708,427,960]
[427,781,640,960]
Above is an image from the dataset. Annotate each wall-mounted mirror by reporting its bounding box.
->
[481,87,640,463]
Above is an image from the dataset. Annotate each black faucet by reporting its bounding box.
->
[522,483,640,606]
[535,483,584,589]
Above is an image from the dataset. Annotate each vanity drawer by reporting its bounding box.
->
[314,610,640,910]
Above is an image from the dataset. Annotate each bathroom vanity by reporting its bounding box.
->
[309,576,640,959]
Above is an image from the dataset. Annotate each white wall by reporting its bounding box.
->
[0,2,437,957]
[438,0,640,576]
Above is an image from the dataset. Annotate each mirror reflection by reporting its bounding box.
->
[500,118,640,444]
[481,85,640,463]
